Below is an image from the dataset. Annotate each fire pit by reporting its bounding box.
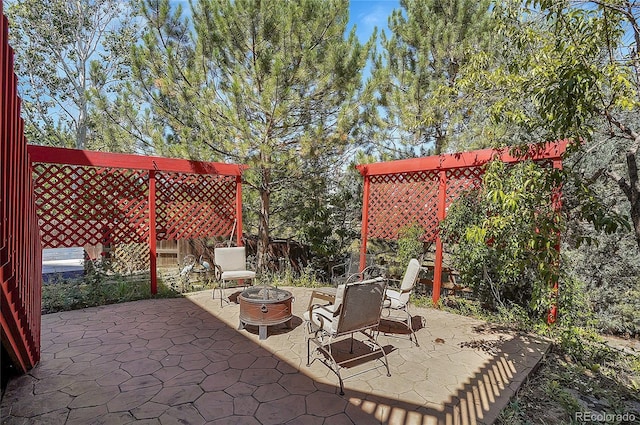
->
[238,286,293,340]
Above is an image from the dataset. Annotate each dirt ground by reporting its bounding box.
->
[498,337,640,424]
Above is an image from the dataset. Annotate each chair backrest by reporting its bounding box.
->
[346,253,376,274]
[334,277,386,335]
[214,247,248,272]
[398,258,421,306]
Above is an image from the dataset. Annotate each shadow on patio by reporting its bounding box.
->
[0,287,550,425]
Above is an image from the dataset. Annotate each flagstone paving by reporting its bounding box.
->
[1,286,551,424]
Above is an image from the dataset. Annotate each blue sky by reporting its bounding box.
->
[171,0,400,42]
[348,0,399,42]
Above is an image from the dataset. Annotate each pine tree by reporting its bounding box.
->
[130,0,370,270]
[367,0,494,155]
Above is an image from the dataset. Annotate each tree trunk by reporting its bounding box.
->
[625,149,640,250]
[257,167,271,272]
[76,104,87,150]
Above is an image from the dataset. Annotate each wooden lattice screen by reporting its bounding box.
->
[155,172,237,241]
[357,141,568,304]
[29,146,245,293]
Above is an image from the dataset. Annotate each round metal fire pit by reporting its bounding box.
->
[238,286,293,340]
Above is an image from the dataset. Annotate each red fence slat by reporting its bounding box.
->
[1,8,42,373]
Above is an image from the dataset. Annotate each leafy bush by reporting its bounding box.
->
[440,160,564,321]
[42,271,179,314]
[397,223,425,266]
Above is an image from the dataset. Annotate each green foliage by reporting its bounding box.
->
[42,272,178,314]
[6,0,139,149]
[543,379,582,413]
[496,400,527,425]
[440,160,563,321]
[397,223,425,266]
[469,0,640,251]
[567,231,640,337]
[257,264,323,289]
[130,0,371,270]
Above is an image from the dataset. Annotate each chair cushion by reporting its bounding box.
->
[215,247,249,272]
[221,270,256,280]
[384,289,404,309]
[303,304,338,333]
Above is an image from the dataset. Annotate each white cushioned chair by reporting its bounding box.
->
[212,247,256,306]
[382,258,421,346]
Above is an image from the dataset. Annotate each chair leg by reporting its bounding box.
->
[306,336,311,367]
[325,338,345,395]
[404,307,419,347]
[381,306,419,346]
[363,329,391,378]
[212,281,228,307]
[306,333,345,395]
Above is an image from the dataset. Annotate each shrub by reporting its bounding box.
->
[397,223,425,266]
[440,160,563,322]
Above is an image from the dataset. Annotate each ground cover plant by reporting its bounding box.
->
[41,272,180,314]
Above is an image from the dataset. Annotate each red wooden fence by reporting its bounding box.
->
[1,6,43,373]
[29,146,247,294]
[357,141,568,304]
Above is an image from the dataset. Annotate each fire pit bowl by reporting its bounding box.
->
[238,286,293,340]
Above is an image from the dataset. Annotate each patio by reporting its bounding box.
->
[1,286,550,425]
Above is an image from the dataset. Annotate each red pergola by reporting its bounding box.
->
[29,146,247,294]
[356,141,568,304]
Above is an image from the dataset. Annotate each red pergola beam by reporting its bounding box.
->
[28,145,246,176]
[356,140,569,176]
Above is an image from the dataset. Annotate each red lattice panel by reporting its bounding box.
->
[155,172,236,241]
[445,167,484,207]
[33,164,149,248]
[367,171,439,241]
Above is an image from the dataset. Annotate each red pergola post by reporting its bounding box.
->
[236,175,243,246]
[149,170,157,294]
[548,158,564,324]
[433,170,447,305]
[359,174,371,272]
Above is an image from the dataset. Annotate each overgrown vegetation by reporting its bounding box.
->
[437,157,640,423]
[440,160,563,320]
[496,337,640,425]
[41,261,330,314]
[41,273,179,314]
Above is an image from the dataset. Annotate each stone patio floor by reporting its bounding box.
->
[0,286,551,424]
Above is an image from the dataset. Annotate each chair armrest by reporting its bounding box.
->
[211,263,223,281]
[306,303,339,332]
[385,278,402,290]
[330,261,348,277]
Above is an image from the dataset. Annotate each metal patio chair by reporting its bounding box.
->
[212,247,256,307]
[330,252,381,286]
[304,277,390,395]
